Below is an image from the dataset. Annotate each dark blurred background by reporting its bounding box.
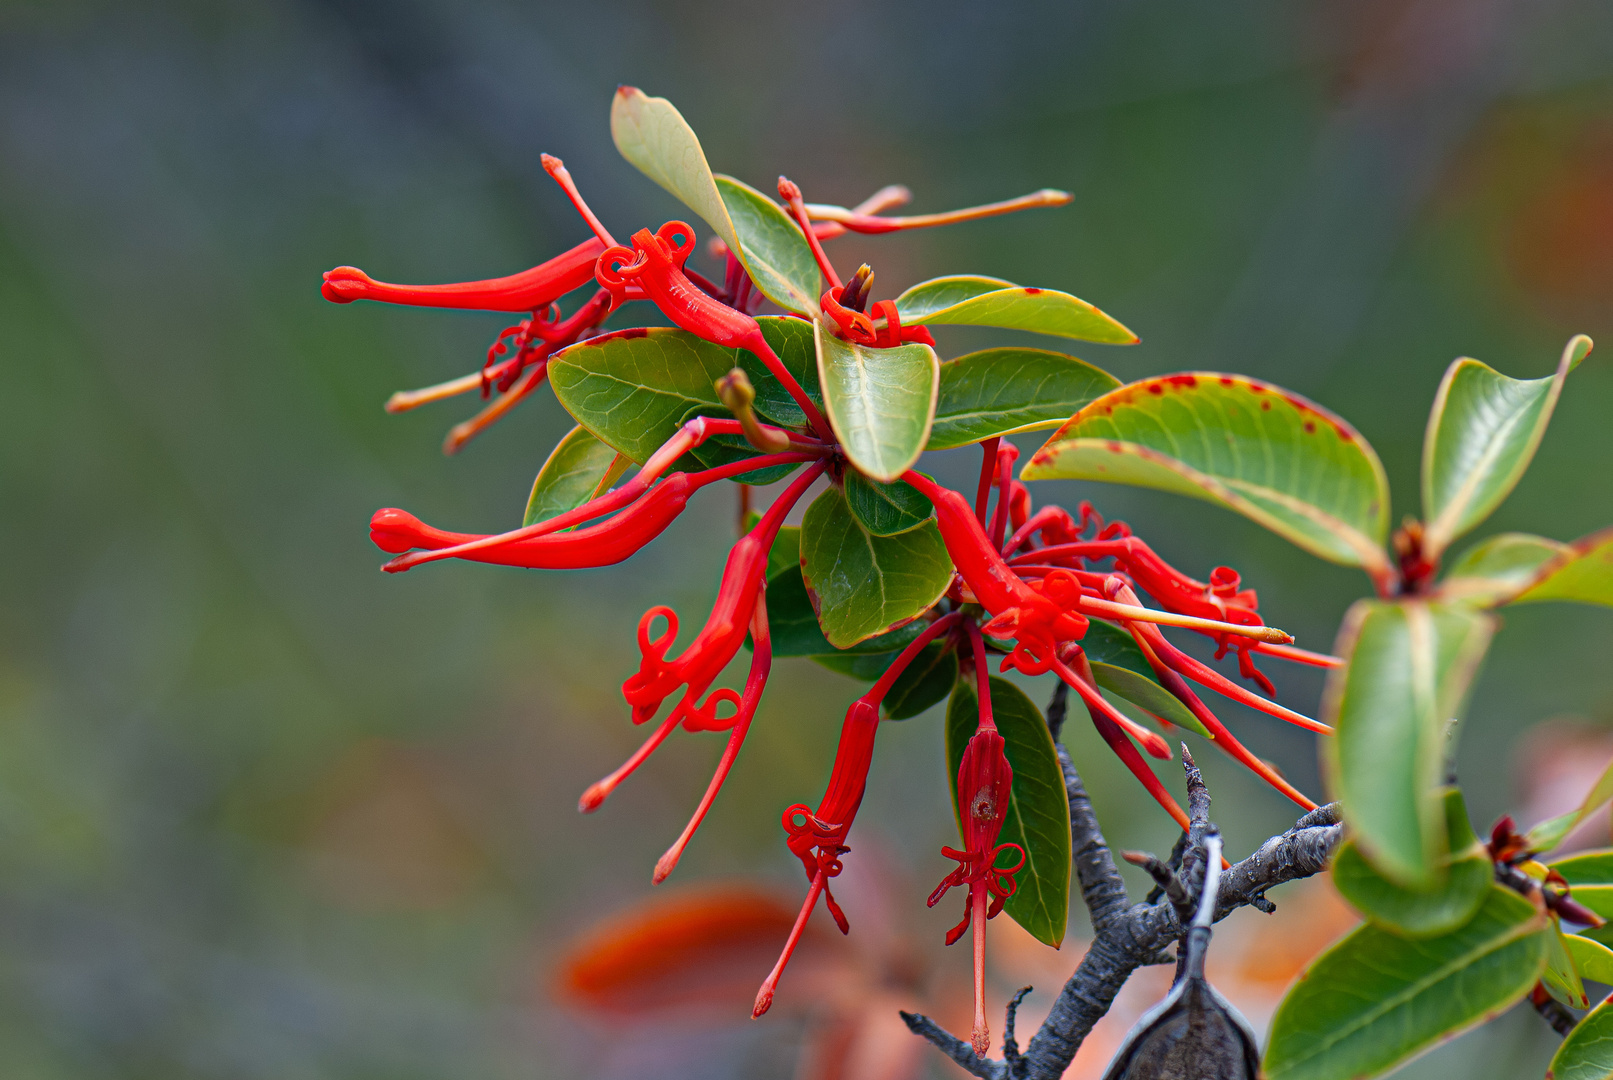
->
[3,1,1612,1077]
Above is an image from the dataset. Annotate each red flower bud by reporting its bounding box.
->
[321,237,605,311]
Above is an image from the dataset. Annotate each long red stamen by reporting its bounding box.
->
[442,358,550,455]
[1251,641,1344,668]
[540,154,619,248]
[1051,651,1171,759]
[810,184,912,241]
[1064,651,1190,831]
[802,188,1072,234]
[777,177,842,289]
[753,867,827,1018]
[321,237,605,310]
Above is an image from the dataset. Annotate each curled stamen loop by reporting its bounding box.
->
[635,606,679,662]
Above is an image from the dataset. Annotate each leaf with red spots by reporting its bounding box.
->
[1421,335,1592,560]
[1022,374,1393,577]
[894,275,1137,344]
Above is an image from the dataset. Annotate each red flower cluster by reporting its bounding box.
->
[324,106,1340,1058]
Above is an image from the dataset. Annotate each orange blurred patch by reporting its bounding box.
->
[1506,127,1613,317]
[301,738,485,911]
[1516,719,1613,854]
[554,882,832,1016]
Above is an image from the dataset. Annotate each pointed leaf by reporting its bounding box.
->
[524,425,629,527]
[1263,886,1548,1080]
[895,275,1137,344]
[1422,335,1592,557]
[1564,933,1613,984]
[1322,600,1496,886]
[1547,851,1613,931]
[713,175,819,315]
[926,347,1122,450]
[761,564,924,657]
[1528,753,1613,854]
[946,676,1071,947]
[814,320,939,482]
[1439,532,1569,606]
[1551,992,1613,1080]
[799,485,952,649]
[1545,916,1591,1009]
[743,316,823,429]
[1022,374,1393,575]
[882,642,959,719]
[843,471,932,536]
[1512,528,1613,609]
[1333,788,1492,937]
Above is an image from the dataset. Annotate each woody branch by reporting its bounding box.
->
[900,683,1343,1080]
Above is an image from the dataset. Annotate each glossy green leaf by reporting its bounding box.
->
[1551,992,1613,1080]
[843,471,932,536]
[814,320,939,482]
[523,425,628,527]
[808,643,957,720]
[1078,621,1211,737]
[1022,374,1393,575]
[1513,528,1613,609]
[1333,788,1492,937]
[607,88,816,315]
[767,524,801,582]
[1422,335,1592,558]
[550,328,735,463]
[1565,933,1613,984]
[762,564,925,657]
[676,405,797,484]
[1439,532,1569,606]
[713,175,819,315]
[1322,600,1496,886]
[926,347,1121,450]
[1546,917,1592,1009]
[799,485,952,649]
[1529,754,1613,854]
[1263,886,1548,1080]
[946,676,1070,947]
[895,275,1137,345]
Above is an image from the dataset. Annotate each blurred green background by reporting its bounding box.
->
[3,1,1613,1077]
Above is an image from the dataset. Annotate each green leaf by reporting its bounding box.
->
[895,275,1137,345]
[1551,992,1613,1080]
[1513,528,1613,609]
[1022,374,1393,576]
[799,485,952,649]
[549,328,735,463]
[607,88,815,315]
[1565,933,1613,984]
[1545,916,1591,1009]
[1079,621,1211,737]
[762,564,925,657]
[1333,788,1492,937]
[1422,335,1592,558]
[814,320,939,482]
[713,175,819,315]
[1439,532,1569,606]
[946,676,1071,947]
[1263,886,1548,1080]
[926,347,1122,450]
[1551,851,1613,931]
[523,425,628,527]
[1322,600,1496,886]
[843,471,932,536]
[1528,754,1613,854]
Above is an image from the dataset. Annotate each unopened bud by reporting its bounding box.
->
[716,368,790,453]
[840,264,875,312]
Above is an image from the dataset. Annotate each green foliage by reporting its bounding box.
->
[1440,532,1569,606]
[894,275,1138,344]
[712,175,820,314]
[758,564,924,658]
[523,425,626,527]
[741,316,825,428]
[1263,887,1548,1080]
[946,675,1070,947]
[814,321,939,482]
[1078,620,1209,736]
[842,471,933,536]
[926,347,1121,450]
[1544,916,1590,1009]
[1511,529,1613,609]
[1021,373,1393,573]
[1323,600,1495,886]
[798,485,952,649]
[1551,994,1613,1080]
[1332,789,1491,937]
[1421,335,1591,559]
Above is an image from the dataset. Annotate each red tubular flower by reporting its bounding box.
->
[582,461,828,818]
[926,621,1025,1057]
[752,611,963,1019]
[321,237,606,310]
[594,221,832,439]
